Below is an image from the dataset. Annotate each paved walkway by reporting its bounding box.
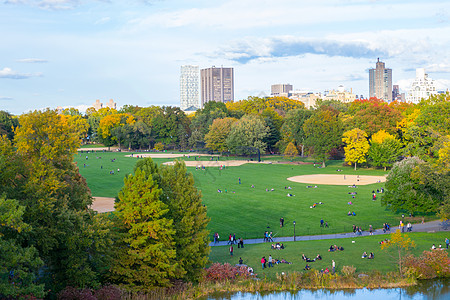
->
[210,220,449,247]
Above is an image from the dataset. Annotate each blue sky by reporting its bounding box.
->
[1,0,450,114]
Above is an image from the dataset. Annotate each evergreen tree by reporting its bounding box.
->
[160,161,210,281]
[111,168,177,290]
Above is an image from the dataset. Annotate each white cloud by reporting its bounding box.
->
[16,58,48,63]
[0,96,13,100]
[4,0,82,10]
[0,67,43,79]
[94,17,111,25]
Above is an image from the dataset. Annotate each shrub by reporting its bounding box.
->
[94,285,122,300]
[341,265,356,276]
[57,287,96,300]
[204,263,253,282]
[405,250,450,279]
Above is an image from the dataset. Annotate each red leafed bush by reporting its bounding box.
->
[57,286,96,300]
[204,263,253,282]
[94,284,122,300]
[405,250,450,279]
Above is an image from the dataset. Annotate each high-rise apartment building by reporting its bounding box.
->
[92,99,117,110]
[271,84,293,96]
[200,66,234,107]
[406,68,437,104]
[369,58,392,102]
[180,65,200,110]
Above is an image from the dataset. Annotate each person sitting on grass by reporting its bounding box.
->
[304,264,311,271]
[280,243,285,249]
[316,254,322,260]
[361,251,368,258]
[280,258,292,264]
[329,245,335,252]
[323,267,330,274]
[368,252,375,259]
[302,254,308,261]
[338,246,344,251]
[287,193,294,197]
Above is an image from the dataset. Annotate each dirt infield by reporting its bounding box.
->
[124,153,219,159]
[163,160,275,167]
[91,197,115,213]
[287,174,386,186]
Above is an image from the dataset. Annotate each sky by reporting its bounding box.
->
[1,0,450,115]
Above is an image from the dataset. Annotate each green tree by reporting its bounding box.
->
[111,168,177,290]
[204,117,237,152]
[0,197,45,298]
[0,110,19,140]
[160,161,210,281]
[226,114,270,155]
[280,109,312,156]
[382,157,442,214]
[304,110,343,167]
[189,102,228,147]
[342,128,370,170]
[368,130,402,170]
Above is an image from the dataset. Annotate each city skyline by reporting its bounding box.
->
[1,0,450,114]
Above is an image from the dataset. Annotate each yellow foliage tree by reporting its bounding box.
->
[370,129,395,144]
[380,229,416,274]
[342,128,370,170]
[284,141,299,159]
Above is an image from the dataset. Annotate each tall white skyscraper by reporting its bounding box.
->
[180,65,200,110]
[406,68,437,104]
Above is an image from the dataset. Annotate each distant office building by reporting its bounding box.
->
[271,84,293,97]
[392,85,405,102]
[93,99,116,110]
[200,66,234,107]
[406,68,437,104]
[180,65,200,111]
[322,85,356,103]
[369,58,392,102]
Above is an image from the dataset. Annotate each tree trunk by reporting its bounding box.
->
[322,161,326,168]
[301,144,304,157]
[354,162,357,171]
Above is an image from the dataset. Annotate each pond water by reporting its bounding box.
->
[202,279,449,300]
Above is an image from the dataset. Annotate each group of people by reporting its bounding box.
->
[328,245,344,252]
[302,253,322,262]
[361,251,375,259]
[263,231,274,242]
[271,243,285,250]
[352,224,363,235]
[312,202,324,209]
[261,255,292,269]
[320,218,329,228]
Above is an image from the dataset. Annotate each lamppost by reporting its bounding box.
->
[293,221,296,242]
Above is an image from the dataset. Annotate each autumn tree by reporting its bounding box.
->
[284,141,299,159]
[111,168,177,290]
[204,117,237,152]
[304,109,343,167]
[189,102,228,147]
[380,229,416,274]
[368,130,402,170]
[342,128,370,170]
[226,114,270,155]
[4,109,113,294]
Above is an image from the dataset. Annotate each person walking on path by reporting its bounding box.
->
[268,255,273,268]
[369,225,373,235]
[320,218,324,227]
[332,260,336,274]
[229,245,233,256]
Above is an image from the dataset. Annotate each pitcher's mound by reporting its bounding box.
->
[287,174,386,186]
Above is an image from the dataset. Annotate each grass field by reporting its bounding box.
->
[208,232,450,279]
[75,152,435,239]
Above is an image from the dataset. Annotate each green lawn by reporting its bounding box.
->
[209,232,450,279]
[75,152,435,239]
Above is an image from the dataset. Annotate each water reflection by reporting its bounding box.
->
[202,279,449,300]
